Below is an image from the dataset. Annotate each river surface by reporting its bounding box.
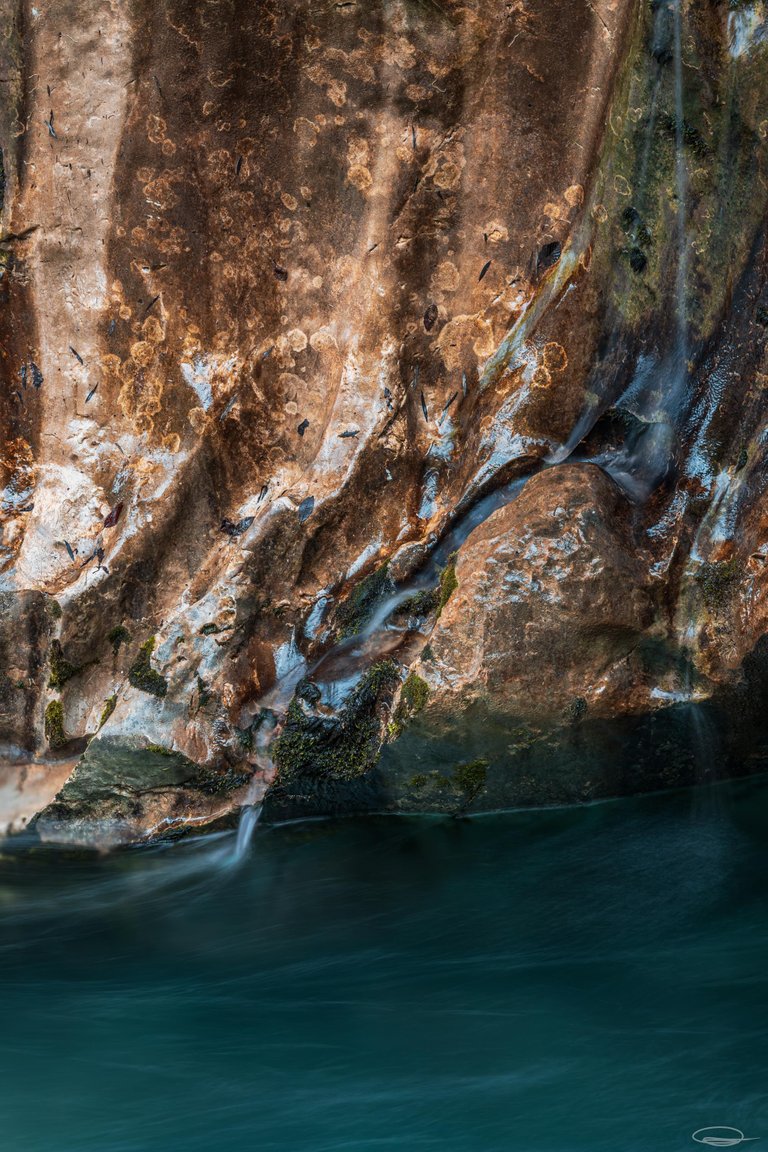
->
[1,778,767,1151]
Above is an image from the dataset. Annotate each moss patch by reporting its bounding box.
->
[99,695,117,729]
[401,671,429,713]
[406,759,489,814]
[48,640,81,690]
[44,700,67,749]
[273,659,399,782]
[107,625,131,655]
[128,637,168,698]
[409,773,430,789]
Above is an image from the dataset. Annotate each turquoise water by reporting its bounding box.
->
[1,780,767,1151]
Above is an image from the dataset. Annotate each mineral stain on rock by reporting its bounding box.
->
[1,0,768,843]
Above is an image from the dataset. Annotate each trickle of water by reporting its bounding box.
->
[232,804,261,863]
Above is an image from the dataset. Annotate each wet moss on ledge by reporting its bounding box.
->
[396,587,439,618]
[44,700,67,749]
[401,671,429,713]
[128,637,168,698]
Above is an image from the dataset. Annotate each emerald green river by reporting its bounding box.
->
[1,778,766,1151]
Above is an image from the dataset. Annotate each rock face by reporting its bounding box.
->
[2,0,768,841]
[418,465,655,724]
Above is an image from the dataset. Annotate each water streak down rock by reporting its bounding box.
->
[2,0,768,841]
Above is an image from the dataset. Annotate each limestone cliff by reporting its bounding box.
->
[2,0,768,842]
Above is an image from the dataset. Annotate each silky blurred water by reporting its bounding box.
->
[1,777,767,1152]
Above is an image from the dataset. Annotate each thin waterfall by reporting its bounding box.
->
[232,804,261,863]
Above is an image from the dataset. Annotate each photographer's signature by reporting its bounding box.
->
[692,1129,759,1147]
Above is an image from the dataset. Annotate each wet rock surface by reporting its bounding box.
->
[2,0,768,841]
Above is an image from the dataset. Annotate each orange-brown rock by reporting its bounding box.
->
[415,464,655,723]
